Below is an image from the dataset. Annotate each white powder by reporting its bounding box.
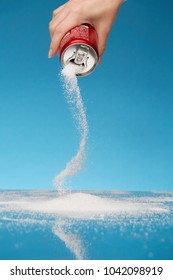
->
[53,63,88,194]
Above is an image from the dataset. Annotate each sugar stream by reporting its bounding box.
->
[53,64,88,193]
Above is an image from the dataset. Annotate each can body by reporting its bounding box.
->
[59,24,98,76]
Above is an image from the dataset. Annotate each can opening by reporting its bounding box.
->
[66,46,89,70]
[61,43,98,76]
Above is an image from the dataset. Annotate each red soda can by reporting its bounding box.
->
[59,24,99,76]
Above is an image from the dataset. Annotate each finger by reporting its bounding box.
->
[49,3,71,38]
[49,9,70,39]
[98,56,102,64]
[48,17,80,57]
[52,4,66,18]
[96,26,109,58]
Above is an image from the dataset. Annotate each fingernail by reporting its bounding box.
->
[48,49,53,58]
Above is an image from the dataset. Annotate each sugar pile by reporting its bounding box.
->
[1,190,172,260]
[53,63,88,193]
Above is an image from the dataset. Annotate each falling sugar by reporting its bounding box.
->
[53,63,88,194]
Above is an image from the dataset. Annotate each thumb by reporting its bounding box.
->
[96,25,110,63]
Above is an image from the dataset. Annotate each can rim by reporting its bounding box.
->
[60,42,98,77]
[60,39,99,60]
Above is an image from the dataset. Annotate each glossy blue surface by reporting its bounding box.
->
[0,190,173,260]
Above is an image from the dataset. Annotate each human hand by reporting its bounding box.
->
[48,0,124,62]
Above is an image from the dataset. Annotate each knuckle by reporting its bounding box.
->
[52,9,57,18]
[51,27,63,41]
[54,24,62,35]
[72,5,83,17]
[49,21,53,31]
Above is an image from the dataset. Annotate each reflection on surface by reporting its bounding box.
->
[0,190,173,259]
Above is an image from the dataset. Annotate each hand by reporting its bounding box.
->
[48,0,124,62]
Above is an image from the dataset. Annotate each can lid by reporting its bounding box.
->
[61,43,98,76]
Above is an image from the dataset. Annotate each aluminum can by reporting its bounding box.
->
[59,24,98,76]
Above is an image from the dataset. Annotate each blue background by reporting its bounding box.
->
[0,0,173,190]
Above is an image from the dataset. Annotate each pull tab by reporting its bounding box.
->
[66,45,89,69]
[74,46,88,66]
